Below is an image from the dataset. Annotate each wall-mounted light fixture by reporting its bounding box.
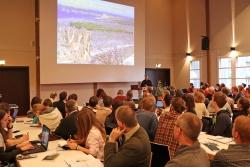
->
[230,47,236,51]
[0,60,6,65]
[186,53,191,56]
[229,47,237,58]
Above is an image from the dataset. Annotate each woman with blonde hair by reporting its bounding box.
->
[194,91,209,119]
[67,107,106,161]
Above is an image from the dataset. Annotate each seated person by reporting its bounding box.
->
[96,96,112,126]
[113,89,127,103]
[53,91,67,118]
[210,92,232,137]
[88,96,99,114]
[165,113,210,167]
[67,107,106,161]
[194,91,209,119]
[0,102,29,147]
[0,110,34,164]
[136,96,158,141]
[212,115,250,167]
[27,96,42,118]
[32,104,62,132]
[104,105,151,167]
[43,98,53,107]
[232,97,249,123]
[55,100,78,140]
[154,97,186,159]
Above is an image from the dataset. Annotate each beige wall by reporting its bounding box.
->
[172,0,207,88]
[145,0,173,81]
[0,0,36,99]
[209,0,250,86]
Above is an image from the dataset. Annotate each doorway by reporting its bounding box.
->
[0,66,30,116]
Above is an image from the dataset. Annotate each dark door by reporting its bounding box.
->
[0,67,30,116]
[145,68,170,87]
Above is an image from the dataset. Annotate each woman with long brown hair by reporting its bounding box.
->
[67,107,106,161]
[0,110,33,165]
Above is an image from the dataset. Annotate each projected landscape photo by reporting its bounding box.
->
[57,0,134,65]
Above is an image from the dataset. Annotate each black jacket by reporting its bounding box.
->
[54,111,78,140]
[212,109,232,137]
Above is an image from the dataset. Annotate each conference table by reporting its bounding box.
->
[198,132,235,158]
[13,117,103,167]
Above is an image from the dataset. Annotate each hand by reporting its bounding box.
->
[67,140,78,150]
[20,142,34,151]
[109,128,125,143]
[7,115,13,124]
[16,141,29,148]
[21,133,29,142]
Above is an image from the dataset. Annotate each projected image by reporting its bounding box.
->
[57,0,134,65]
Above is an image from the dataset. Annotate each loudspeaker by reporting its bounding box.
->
[202,36,209,50]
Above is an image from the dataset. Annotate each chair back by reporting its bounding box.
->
[150,142,170,167]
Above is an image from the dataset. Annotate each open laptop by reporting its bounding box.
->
[156,100,164,108]
[22,125,50,155]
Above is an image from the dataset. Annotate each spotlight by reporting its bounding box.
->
[230,47,236,51]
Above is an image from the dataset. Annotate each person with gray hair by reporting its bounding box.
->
[165,112,210,167]
[55,99,78,140]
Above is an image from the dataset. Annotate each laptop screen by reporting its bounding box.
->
[41,125,50,149]
[156,100,164,108]
[12,108,18,119]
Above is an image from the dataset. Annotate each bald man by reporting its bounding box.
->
[165,113,210,167]
[212,115,250,167]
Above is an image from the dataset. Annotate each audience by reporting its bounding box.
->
[4,82,250,165]
[27,96,42,117]
[212,115,250,166]
[233,97,249,123]
[96,88,107,107]
[67,107,106,161]
[105,100,123,135]
[0,102,29,147]
[55,100,78,140]
[182,93,196,114]
[49,92,57,103]
[194,91,209,119]
[104,105,151,167]
[0,110,34,164]
[53,91,67,118]
[165,113,210,167]
[42,98,53,107]
[154,97,186,159]
[67,93,78,101]
[32,104,62,132]
[125,90,133,102]
[221,87,234,110]
[96,96,112,126]
[136,96,158,141]
[113,89,127,103]
[88,96,98,114]
[210,92,232,137]
[162,90,172,114]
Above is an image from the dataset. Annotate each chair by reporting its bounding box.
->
[150,142,170,167]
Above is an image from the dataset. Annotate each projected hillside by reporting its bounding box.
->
[57,0,134,65]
